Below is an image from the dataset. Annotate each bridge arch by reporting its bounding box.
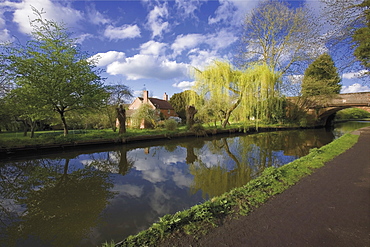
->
[317,106,369,127]
[301,92,370,127]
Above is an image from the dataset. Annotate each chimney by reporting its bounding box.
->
[163,92,168,101]
[143,90,149,103]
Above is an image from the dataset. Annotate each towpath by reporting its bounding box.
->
[160,127,370,247]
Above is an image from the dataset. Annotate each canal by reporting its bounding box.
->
[1,121,369,247]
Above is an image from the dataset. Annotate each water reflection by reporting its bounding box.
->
[0,159,114,247]
[332,120,370,138]
[1,123,368,246]
[188,129,334,198]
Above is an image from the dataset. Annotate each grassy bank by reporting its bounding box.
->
[0,122,294,150]
[0,127,189,149]
[105,132,359,247]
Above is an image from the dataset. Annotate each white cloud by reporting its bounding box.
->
[107,54,189,80]
[175,0,202,19]
[140,40,167,56]
[86,4,110,25]
[208,0,260,26]
[172,81,195,91]
[0,9,6,29]
[208,0,234,25]
[342,70,369,79]
[0,28,13,43]
[75,33,93,44]
[4,0,83,34]
[287,74,304,84]
[90,51,126,67]
[104,24,141,40]
[171,33,206,56]
[147,4,169,38]
[188,48,219,69]
[171,29,237,57]
[341,83,370,93]
[206,29,238,50]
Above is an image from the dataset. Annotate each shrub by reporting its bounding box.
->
[189,123,207,136]
[164,119,178,131]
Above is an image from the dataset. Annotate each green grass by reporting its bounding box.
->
[0,129,119,148]
[0,126,191,149]
[112,133,359,247]
[0,122,268,149]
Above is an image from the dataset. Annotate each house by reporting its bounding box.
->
[126,90,178,128]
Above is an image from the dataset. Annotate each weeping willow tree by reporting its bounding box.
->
[192,61,284,128]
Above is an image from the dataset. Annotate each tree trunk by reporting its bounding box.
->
[107,106,117,132]
[22,120,28,136]
[118,147,131,175]
[30,120,37,138]
[116,105,126,134]
[59,111,68,136]
[222,98,241,128]
[186,105,197,128]
[58,159,70,186]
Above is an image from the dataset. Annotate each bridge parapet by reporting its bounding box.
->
[328,92,370,106]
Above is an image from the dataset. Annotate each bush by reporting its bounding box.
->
[164,119,178,131]
[189,123,207,136]
[336,108,370,120]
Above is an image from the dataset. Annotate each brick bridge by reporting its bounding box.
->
[305,92,370,126]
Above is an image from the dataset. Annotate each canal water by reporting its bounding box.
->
[1,121,369,247]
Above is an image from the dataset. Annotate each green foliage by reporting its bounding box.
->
[193,61,284,128]
[189,123,207,136]
[131,103,158,129]
[169,90,199,122]
[2,8,107,136]
[164,119,178,131]
[103,84,133,131]
[352,0,370,70]
[335,108,370,120]
[101,241,115,247]
[301,53,341,96]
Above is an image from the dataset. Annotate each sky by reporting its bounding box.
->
[0,0,369,100]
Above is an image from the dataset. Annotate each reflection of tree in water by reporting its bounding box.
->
[87,146,135,176]
[0,158,114,247]
[189,130,334,198]
[189,138,253,199]
[180,140,205,164]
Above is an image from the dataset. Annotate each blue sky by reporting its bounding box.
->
[0,0,369,100]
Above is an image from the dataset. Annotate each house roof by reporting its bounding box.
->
[138,97,174,110]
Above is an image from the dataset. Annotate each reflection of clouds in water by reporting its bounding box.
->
[0,198,25,215]
[105,146,194,219]
[130,147,185,170]
[128,146,189,187]
[112,184,143,198]
[159,147,187,164]
[196,147,227,168]
[79,152,121,173]
[170,166,193,188]
[80,159,91,166]
[142,169,167,183]
[150,185,171,215]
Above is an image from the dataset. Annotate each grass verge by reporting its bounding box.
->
[108,133,359,247]
[0,122,293,149]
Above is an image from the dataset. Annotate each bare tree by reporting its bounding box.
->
[320,0,369,73]
[238,0,321,76]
